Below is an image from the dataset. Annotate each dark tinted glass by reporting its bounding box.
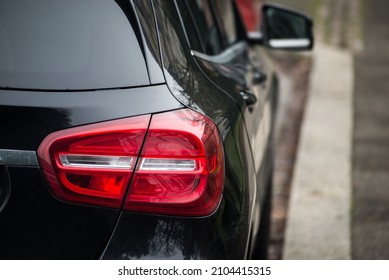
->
[213,0,238,46]
[185,0,223,55]
[265,7,310,39]
[0,0,149,90]
[177,1,203,53]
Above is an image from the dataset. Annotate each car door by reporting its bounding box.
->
[172,2,276,259]
[177,0,274,216]
[212,0,275,203]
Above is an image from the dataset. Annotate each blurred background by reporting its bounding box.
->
[238,0,389,260]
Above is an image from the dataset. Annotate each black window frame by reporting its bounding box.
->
[176,0,225,56]
[210,0,244,48]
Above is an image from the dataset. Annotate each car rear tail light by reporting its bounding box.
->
[124,109,224,216]
[37,115,151,208]
[38,109,224,217]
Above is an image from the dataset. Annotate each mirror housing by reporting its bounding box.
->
[249,4,314,50]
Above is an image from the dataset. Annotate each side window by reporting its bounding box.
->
[176,1,203,53]
[212,0,238,46]
[235,0,263,33]
[177,0,224,55]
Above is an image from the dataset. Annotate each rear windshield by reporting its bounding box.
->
[0,0,149,90]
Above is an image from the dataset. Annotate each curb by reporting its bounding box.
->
[283,43,353,259]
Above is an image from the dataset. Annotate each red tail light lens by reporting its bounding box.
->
[38,109,224,217]
[124,109,224,217]
[37,115,151,208]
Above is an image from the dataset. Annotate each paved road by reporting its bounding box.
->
[278,0,389,259]
[275,0,355,259]
[352,0,389,259]
[268,0,389,259]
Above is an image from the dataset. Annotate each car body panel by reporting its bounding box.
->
[100,0,257,259]
[149,0,278,256]
[0,166,118,259]
[0,84,184,259]
[0,85,183,150]
[102,0,268,260]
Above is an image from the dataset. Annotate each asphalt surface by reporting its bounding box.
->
[268,0,356,259]
[270,0,389,259]
[352,0,389,259]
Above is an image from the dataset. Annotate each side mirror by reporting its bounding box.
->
[261,4,314,50]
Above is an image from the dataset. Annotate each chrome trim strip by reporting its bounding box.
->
[191,41,247,64]
[0,149,39,166]
[60,154,134,169]
[139,158,197,171]
[269,39,310,48]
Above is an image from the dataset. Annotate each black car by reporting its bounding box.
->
[0,0,313,259]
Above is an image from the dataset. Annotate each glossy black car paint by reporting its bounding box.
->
[0,85,183,259]
[104,0,275,259]
[0,0,310,259]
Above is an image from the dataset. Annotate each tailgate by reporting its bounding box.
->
[0,86,182,259]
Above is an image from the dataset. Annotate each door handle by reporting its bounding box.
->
[240,90,257,106]
[252,71,267,85]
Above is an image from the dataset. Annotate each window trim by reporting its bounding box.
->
[175,0,248,64]
[209,0,229,48]
[175,0,225,56]
[191,41,247,64]
[175,0,205,53]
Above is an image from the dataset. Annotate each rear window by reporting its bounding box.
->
[0,0,149,90]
